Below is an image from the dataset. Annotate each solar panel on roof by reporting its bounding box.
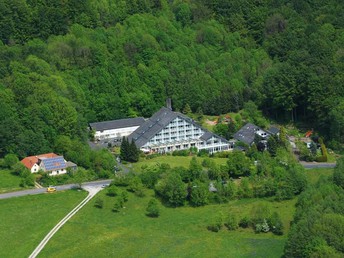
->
[41,156,66,171]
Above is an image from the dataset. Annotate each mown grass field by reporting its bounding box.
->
[0,169,24,193]
[0,190,87,258]
[39,189,295,258]
[129,156,228,172]
[304,167,334,185]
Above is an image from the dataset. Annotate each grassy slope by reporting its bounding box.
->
[39,189,295,258]
[0,169,24,193]
[0,190,87,258]
[304,168,334,185]
[129,156,228,172]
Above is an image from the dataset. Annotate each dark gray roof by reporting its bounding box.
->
[267,126,280,135]
[128,107,181,148]
[200,131,214,141]
[233,123,260,145]
[129,107,229,148]
[89,117,145,131]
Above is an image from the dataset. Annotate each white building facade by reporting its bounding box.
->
[129,107,232,154]
[90,117,145,141]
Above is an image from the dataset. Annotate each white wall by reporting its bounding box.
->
[30,164,40,173]
[95,126,140,140]
[48,169,67,176]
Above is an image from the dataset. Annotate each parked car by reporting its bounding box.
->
[47,186,57,193]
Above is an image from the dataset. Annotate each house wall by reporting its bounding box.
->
[141,117,230,154]
[30,164,40,173]
[48,169,67,176]
[94,126,140,140]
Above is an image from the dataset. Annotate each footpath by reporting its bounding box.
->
[28,185,102,258]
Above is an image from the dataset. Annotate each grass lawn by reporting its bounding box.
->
[0,169,25,193]
[40,189,295,258]
[128,156,228,173]
[305,168,334,185]
[0,190,87,258]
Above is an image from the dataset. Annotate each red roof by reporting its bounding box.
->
[21,153,58,169]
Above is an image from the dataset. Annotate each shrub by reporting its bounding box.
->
[207,214,223,232]
[146,198,160,217]
[134,188,145,197]
[239,216,251,228]
[255,219,270,233]
[268,212,284,235]
[107,185,119,197]
[172,149,189,156]
[94,198,104,209]
[120,191,129,202]
[224,214,238,230]
[112,199,122,212]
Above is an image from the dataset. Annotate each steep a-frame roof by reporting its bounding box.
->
[233,123,261,145]
[128,107,196,148]
[129,107,230,148]
[128,107,177,147]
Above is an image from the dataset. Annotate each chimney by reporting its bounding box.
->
[166,98,172,110]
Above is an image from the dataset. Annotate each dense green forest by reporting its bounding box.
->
[1,0,344,158]
[284,158,344,257]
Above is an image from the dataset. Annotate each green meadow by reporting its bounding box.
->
[0,169,24,193]
[0,190,87,258]
[129,155,228,172]
[39,189,295,258]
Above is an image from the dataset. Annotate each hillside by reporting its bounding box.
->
[0,0,343,158]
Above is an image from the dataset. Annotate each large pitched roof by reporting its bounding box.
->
[129,107,229,148]
[89,117,145,131]
[40,156,67,171]
[233,123,261,145]
[128,107,178,148]
[21,153,58,169]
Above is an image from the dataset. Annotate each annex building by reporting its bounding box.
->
[89,117,145,141]
[128,107,232,154]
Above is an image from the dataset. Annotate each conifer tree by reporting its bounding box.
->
[183,103,192,114]
[120,137,129,161]
[129,139,139,162]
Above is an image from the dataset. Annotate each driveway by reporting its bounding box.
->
[300,161,336,169]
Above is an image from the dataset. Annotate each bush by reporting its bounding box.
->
[134,188,145,197]
[255,219,270,233]
[197,149,209,157]
[207,215,223,232]
[239,216,251,228]
[224,214,238,230]
[315,143,328,162]
[146,153,162,160]
[107,185,119,197]
[94,198,104,209]
[112,199,122,212]
[268,212,284,235]
[4,154,19,168]
[146,198,160,217]
[120,191,129,202]
[172,149,189,156]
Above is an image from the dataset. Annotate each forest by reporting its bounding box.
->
[1,1,344,256]
[0,0,344,159]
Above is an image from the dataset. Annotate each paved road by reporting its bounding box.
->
[0,179,113,200]
[300,162,336,169]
